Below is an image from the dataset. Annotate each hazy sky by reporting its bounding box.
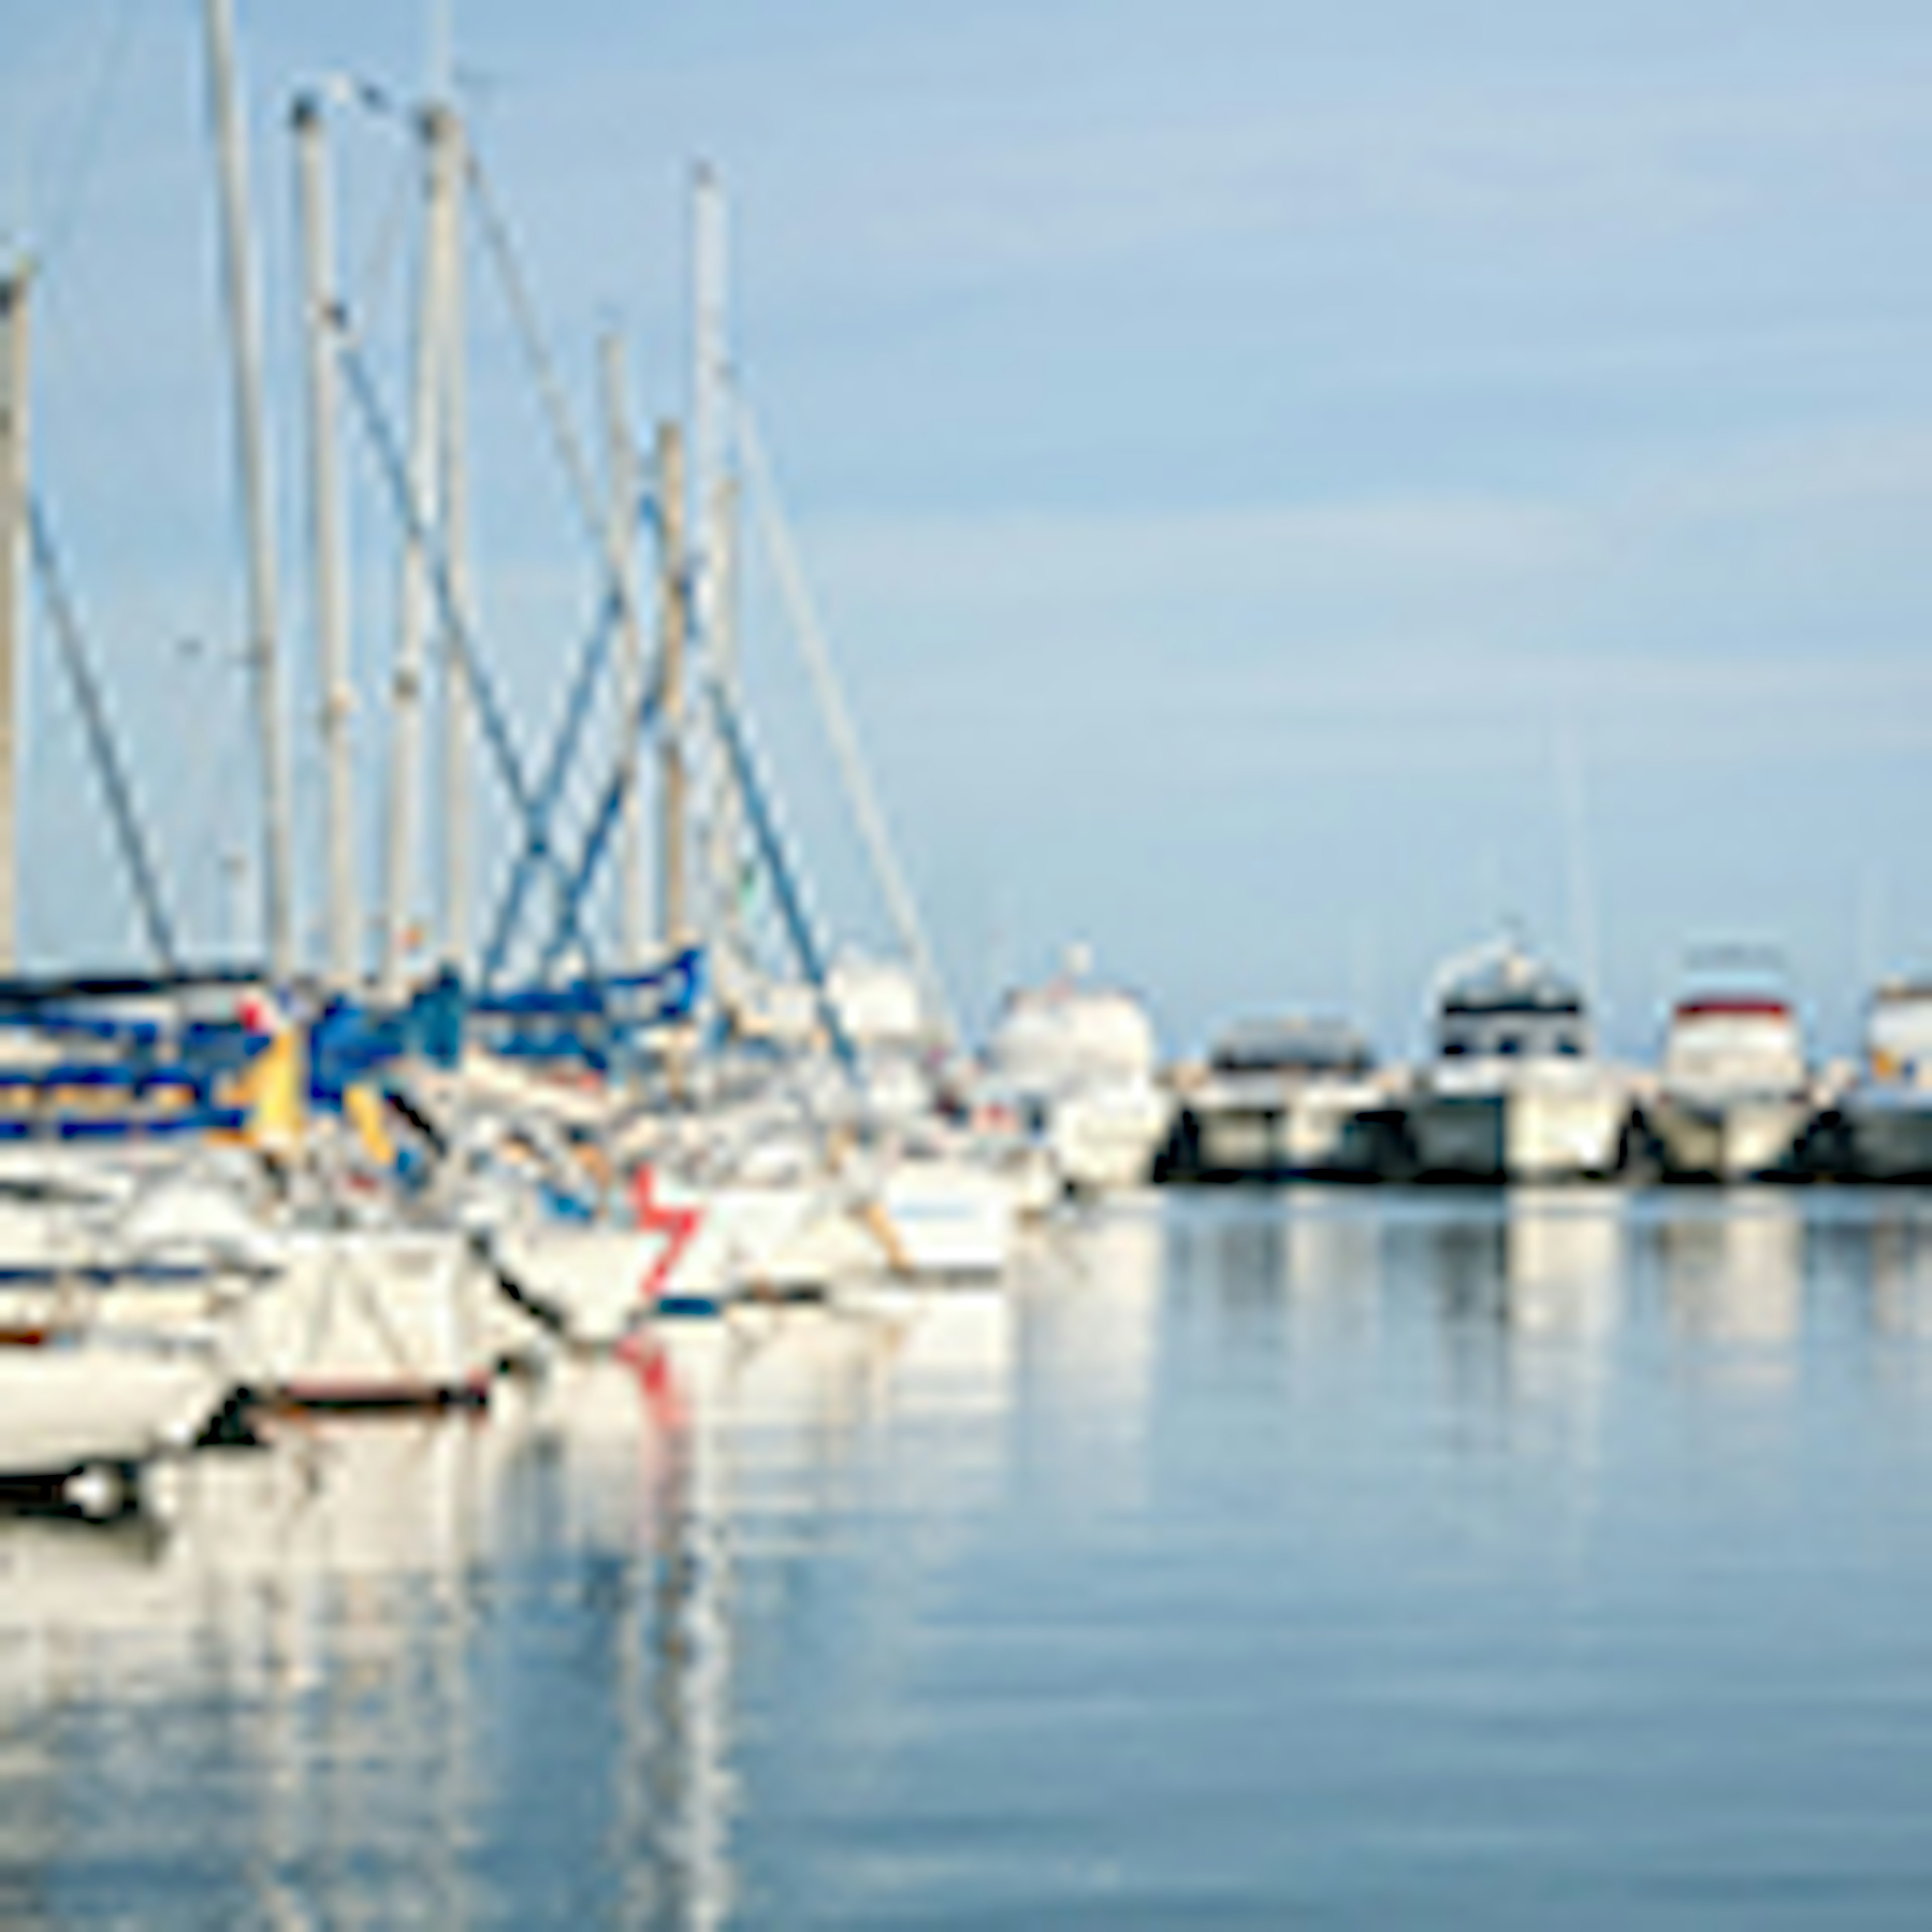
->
[4,0,1931,1058]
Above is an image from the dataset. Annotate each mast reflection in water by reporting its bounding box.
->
[8,1193,1932,1924]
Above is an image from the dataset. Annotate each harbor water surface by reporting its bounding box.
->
[7,1190,1932,1925]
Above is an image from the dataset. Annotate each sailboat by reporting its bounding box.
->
[0,1332,226,1511]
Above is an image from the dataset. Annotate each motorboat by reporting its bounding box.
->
[1169,1015,1387,1180]
[1644,951,1813,1180]
[1840,976,1932,1180]
[989,950,1171,1194]
[1405,935,1630,1182]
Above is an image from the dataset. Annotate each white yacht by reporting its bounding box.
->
[1645,953,1812,1180]
[1406,936,1629,1182]
[989,950,1172,1194]
[1840,977,1932,1180]
[1179,1016,1387,1179]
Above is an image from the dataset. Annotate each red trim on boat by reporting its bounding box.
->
[630,1164,703,1308]
[1673,997,1791,1020]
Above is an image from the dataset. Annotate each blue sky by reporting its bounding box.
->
[4,0,1932,1058]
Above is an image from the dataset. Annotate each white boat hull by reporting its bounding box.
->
[646,1177,875,1307]
[1051,1081,1172,1194]
[489,1224,662,1348]
[1409,1076,1627,1181]
[875,1160,1013,1278]
[0,1342,225,1478]
[1192,1079,1384,1177]
[233,1231,494,1406]
[1648,1092,1810,1180]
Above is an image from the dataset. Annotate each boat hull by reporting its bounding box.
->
[490,1225,662,1348]
[1409,1078,1627,1182]
[1188,1079,1385,1179]
[1051,1081,1172,1194]
[875,1159,1013,1277]
[233,1231,494,1407]
[650,1179,874,1306]
[1841,1089,1932,1181]
[1648,1092,1810,1181]
[0,1342,225,1478]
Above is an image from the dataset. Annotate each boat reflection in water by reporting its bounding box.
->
[0,1270,1028,1927]
[1863,1202,1932,1342]
[1498,1188,1623,1343]
[14,1201,1932,1921]
[0,1375,690,1921]
[1646,1191,1805,1359]
[1392,1189,1623,1350]
[1011,1204,1162,1519]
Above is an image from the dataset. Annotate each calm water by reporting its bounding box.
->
[7,1189,1932,1925]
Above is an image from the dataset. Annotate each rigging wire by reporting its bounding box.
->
[461,139,659,680]
[735,398,961,1053]
[460,147,606,550]
[479,579,623,984]
[330,302,605,981]
[26,498,182,973]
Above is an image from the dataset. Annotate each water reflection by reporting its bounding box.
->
[1650,1193,1804,1353]
[0,1275,1023,1930]
[1866,1204,1932,1340]
[1164,1189,1387,1354]
[1016,1205,1161,1490]
[1502,1189,1623,1342]
[1387,1190,1622,1387]
[11,1198,1932,1923]
[1281,1193,1384,1343]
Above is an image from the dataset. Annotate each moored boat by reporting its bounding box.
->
[1840,977,1932,1180]
[1645,952,1813,1180]
[1167,1015,1388,1181]
[1405,935,1630,1182]
[989,951,1171,1194]
[0,1331,226,1511]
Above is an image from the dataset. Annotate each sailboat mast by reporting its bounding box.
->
[380,101,458,993]
[293,96,358,989]
[600,332,645,971]
[0,267,26,975]
[201,0,292,979]
[656,419,689,958]
[436,104,472,976]
[689,162,736,1007]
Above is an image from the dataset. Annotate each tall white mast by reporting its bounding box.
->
[436,104,472,976]
[600,332,645,972]
[292,95,358,989]
[0,267,26,975]
[656,419,689,959]
[690,162,738,1007]
[380,101,458,993]
[202,0,292,977]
